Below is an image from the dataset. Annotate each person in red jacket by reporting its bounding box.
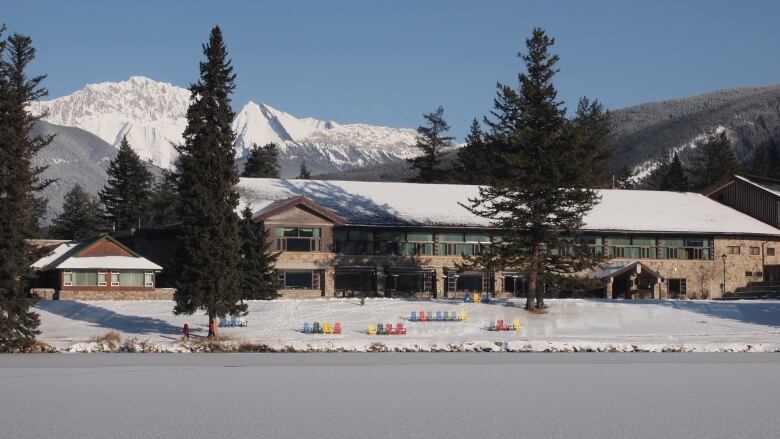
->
[182,323,190,341]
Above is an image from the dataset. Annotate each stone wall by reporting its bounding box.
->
[56,288,175,301]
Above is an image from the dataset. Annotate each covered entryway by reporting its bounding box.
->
[384,266,436,297]
[589,261,662,299]
[334,266,377,297]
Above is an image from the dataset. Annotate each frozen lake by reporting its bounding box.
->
[1,354,779,439]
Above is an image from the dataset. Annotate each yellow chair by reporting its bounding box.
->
[512,319,522,332]
[368,324,377,336]
[473,292,480,303]
[459,310,468,322]
[323,321,332,335]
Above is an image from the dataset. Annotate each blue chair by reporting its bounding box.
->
[436,311,444,321]
[464,294,472,303]
[230,315,238,327]
[410,311,418,322]
[303,322,312,333]
[218,316,227,327]
[480,293,490,304]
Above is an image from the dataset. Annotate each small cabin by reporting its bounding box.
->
[31,235,168,300]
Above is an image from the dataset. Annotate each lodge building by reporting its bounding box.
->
[238,178,780,300]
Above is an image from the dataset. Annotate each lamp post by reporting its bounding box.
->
[721,254,727,296]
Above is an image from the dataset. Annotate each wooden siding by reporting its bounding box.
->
[80,239,135,257]
[709,179,780,228]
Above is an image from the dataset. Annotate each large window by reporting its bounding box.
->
[276,227,321,252]
[334,230,374,255]
[603,236,712,260]
[118,271,145,287]
[278,270,321,290]
[668,278,687,299]
[439,232,489,256]
[377,231,434,256]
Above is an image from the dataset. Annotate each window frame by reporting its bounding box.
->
[749,247,760,256]
[97,270,107,286]
[63,270,73,286]
[110,270,120,286]
[144,271,154,287]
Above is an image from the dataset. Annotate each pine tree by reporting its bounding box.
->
[407,106,454,183]
[455,118,492,184]
[174,26,244,338]
[239,207,279,300]
[751,140,780,179]
[0,30,51,351]
[570,97,613,188]
[99,135,153,230]
[242,142,281,178]
[463,28,604,310]
[147,169,180,227]
[297,161,311,179]
[613,165,636,189]
[49,184,103,239]
[688,129,740,190]
[651,152,689,191]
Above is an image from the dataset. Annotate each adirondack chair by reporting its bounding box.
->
[513,319,522,331]
[238,318,248,327]
[218,316,227,327]
[312,322,321,334]
[435,311,443,321]
[459,310,468,322]
[410,311,418,322]
[497,319,507,331]
[386,323,395,335]
[426,311,435,322]
[419,310,427,322]
[473,292,480,303]
[487,321,497,331]
[368,324,377,336]
[480,293,490,304]
[396,323,407,335]
[333,322,342,334]
[377,323,386,335]
[444,311,452,321]
[464,293,472,303]
[323,321,333,335]
[303,322,312,333]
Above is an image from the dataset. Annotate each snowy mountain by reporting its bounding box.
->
[31,76,419,176]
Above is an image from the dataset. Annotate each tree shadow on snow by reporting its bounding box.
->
[641,299,780,328]
[37,301,184,336]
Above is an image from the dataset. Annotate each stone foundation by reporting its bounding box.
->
[55,288,175,301]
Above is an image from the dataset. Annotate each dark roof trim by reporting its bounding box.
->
[252,196,347,225]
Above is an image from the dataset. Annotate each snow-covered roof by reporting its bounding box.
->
[735,175,780,198]
[57,256,161,270]
[31,236,162,271]
[237,178,780,236]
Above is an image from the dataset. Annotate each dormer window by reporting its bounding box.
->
[276,227,322,252]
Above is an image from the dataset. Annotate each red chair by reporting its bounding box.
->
[396,323,407,335]
[333,322,342,334]
[497,320,507,331]
[386,323,395,335]
[419,310,427,321]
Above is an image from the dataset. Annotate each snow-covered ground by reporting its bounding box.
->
[35,298,780,352]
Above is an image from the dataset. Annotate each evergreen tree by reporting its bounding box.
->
[649,152,689,191]
[99,135,153,230]
[570,97,613,188]
[463,28,604,310]
[239,207,279,300]
[407,106,454,183]
[613,165,636,189]
[241,142,281,178]
[0,30,51,351]
[49,184,103,239]
[751,140,780,179]
[455,118,492,184]
[147,169,180,227]
[297,161,311,179]
[688,129,740,190]
[174,26,244,338]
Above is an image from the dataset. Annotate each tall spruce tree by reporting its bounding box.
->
[688,129,740,190]
[751,139,780,179]
[147,169,180,227]
[239,207,279,300]
[571,97,613,188]
[242,142,280,178]
[613,165,636,189]
[50,184,103,239]
[99,135,153,230]
[455,118,492,184]
[297,161,311,179]
[463,28,604,310]
[407,106,454,183]
[649,152,689,191]
[0,30,51,351]
[174,26,244,338]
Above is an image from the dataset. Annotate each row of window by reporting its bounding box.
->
[63,270,154,287]
[727,246,772,256]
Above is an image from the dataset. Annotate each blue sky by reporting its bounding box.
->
[4,0,780,139]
